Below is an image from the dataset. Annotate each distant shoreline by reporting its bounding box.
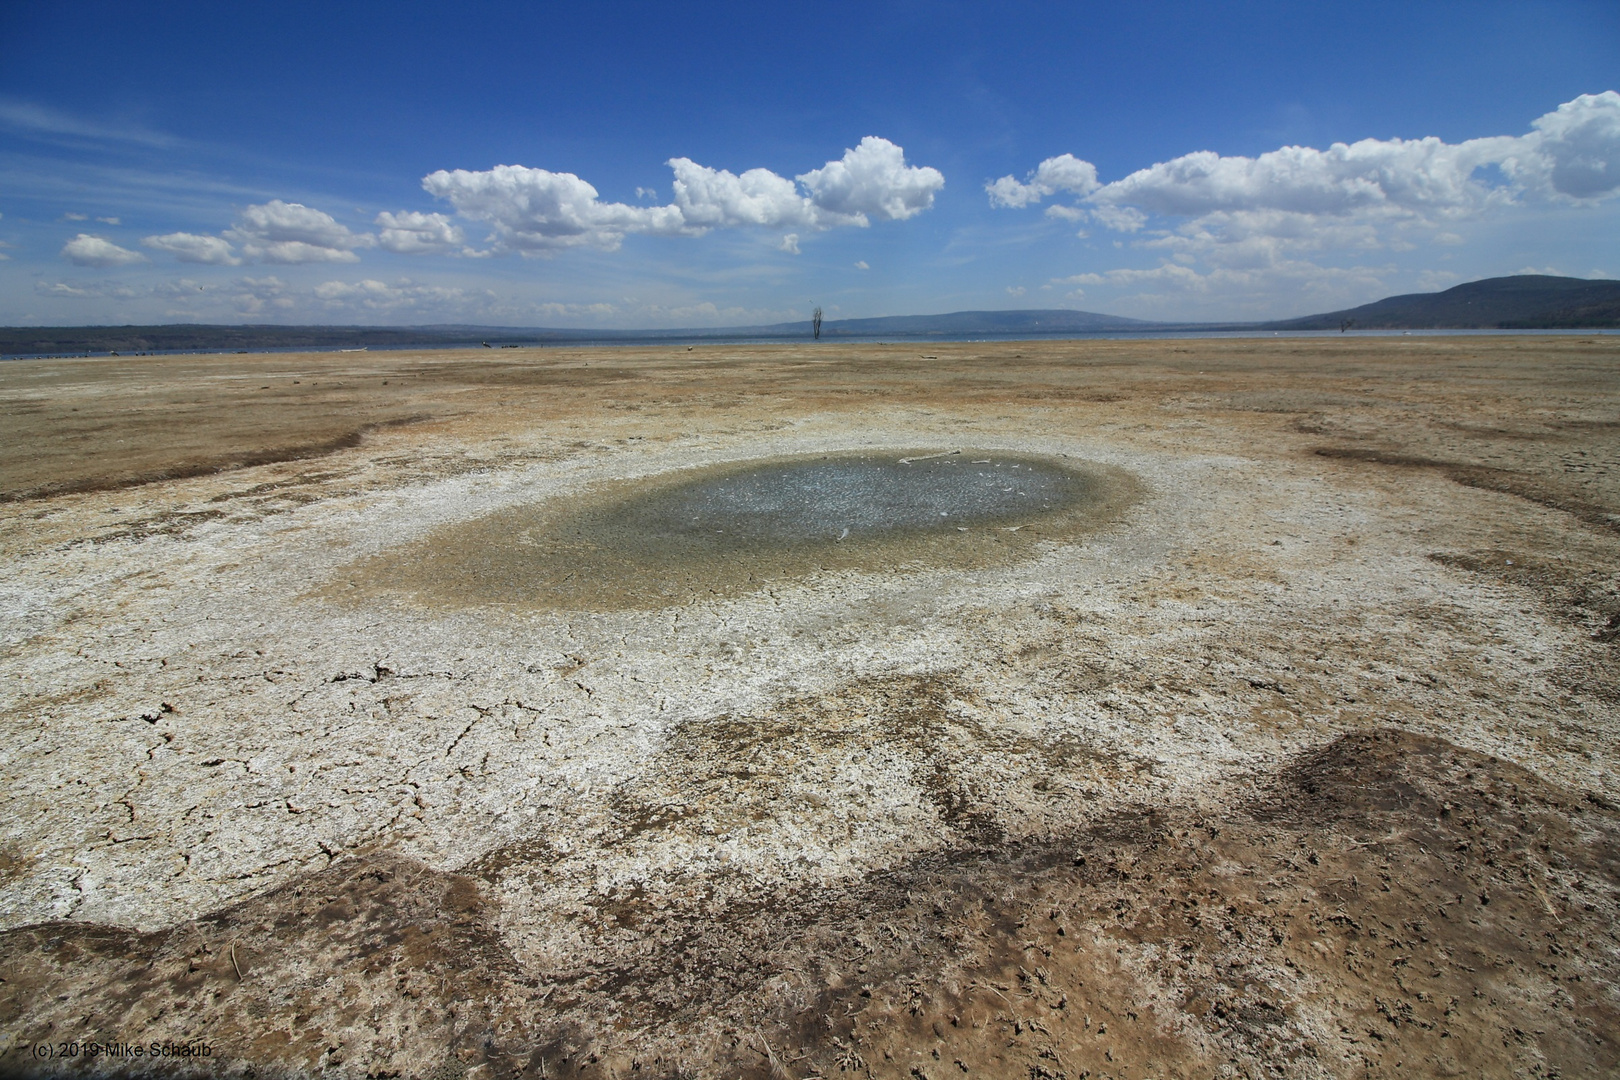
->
[6,271,1619,358]
[3,326,1616,363]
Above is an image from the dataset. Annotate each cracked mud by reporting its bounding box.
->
[2,336,1618,1078]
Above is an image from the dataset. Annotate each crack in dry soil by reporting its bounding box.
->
[4,730,1617,1079]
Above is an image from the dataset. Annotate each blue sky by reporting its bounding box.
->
[2,0,1616,327]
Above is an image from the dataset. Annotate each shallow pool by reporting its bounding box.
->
[329,450,1139,610]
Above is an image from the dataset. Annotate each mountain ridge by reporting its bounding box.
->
[1263,274,1620,330]
[753,308,1153,336]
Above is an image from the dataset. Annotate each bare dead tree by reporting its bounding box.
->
[812,306,823,340]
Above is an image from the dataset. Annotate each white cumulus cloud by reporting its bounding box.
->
[143,232,242,265]
[60,233,147,267]
[417,137,943,254]
[223,200,374,263]
[668,158,812,229]
[1088,139,1496,221]
[1087,204,1148,233]
[374,211,466,254]
[1044,204,1088,222]
[991,92,1620,246]
[1503,91,1620,200]
[987,153,1100,209]
[135,201,373,266]
[421,165,689,253]
[795,136,945,224]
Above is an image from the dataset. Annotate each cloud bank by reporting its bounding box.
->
[421,166,688,252]
[131,139,941,270]
[992,93,1620,249]
[143,232,241,265]
[140,200,376,267]
[223,200,375,263]
[423,136,943,253]
[29,272,801,328]
[374,211,465,255]
[996,92,1619,316]
[60,234,146,267]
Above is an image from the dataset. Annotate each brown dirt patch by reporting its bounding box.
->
[5,730,1617,1079]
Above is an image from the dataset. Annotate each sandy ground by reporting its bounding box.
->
[1,336,1618,1078]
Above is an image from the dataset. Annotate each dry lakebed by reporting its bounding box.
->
[1,336,1618,1078]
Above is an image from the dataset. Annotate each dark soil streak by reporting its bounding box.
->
[0,415,432,504]
[5,730,1617,1078]
[1314,445,1620,534]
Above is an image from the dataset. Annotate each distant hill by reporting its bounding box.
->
[1268,275,1620,330]
[760,308,1152,337]
[0,324,543,355]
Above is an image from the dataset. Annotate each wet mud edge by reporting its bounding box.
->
[325,450,1143,612]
